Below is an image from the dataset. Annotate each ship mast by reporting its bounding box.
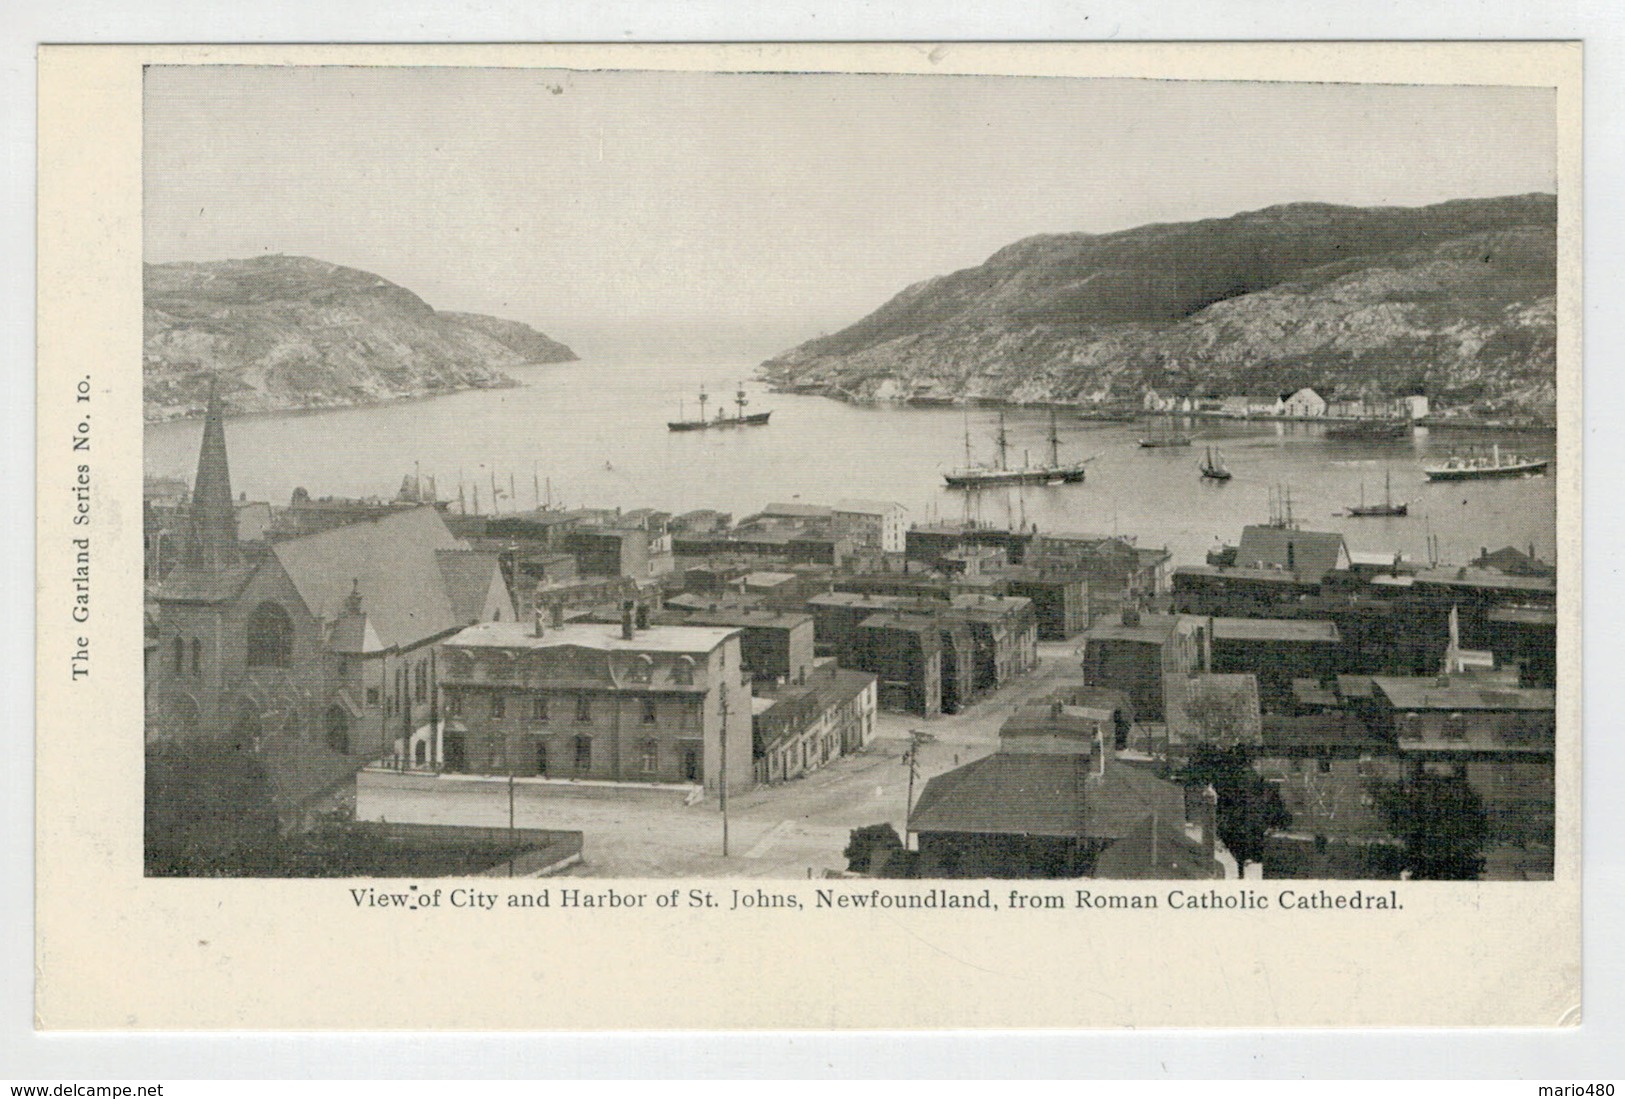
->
[736,383,748,423]
[1048,409,1061,467]
[996,412,1010,471]
[698,386,708,423]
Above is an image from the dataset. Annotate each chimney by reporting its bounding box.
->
[621,600,635,640]
[550,602,565,628]
[533,607,546,638]
[1200,784,1218,858]
[636,603,651,630]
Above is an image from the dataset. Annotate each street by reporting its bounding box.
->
[357,644,1085,877]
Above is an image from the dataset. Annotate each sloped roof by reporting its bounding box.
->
[1212,617,1340,643]
[271,507,466,650]
[1234,526,1349,580]
[436,550,505,623]
[1094,814,1221,880]
[153,561,260,605]
[909,753,1183,841]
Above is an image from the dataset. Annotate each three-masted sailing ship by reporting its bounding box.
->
[944,410,1095,488]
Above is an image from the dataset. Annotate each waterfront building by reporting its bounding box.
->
[833,499,908,556]
[1283,387,1327,418]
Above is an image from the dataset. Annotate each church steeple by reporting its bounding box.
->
[181,377,239,571]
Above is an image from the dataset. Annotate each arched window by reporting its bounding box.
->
[673,655,696,686]
[190,638,202,677]
[172,637,185,676]
[246,602,294,668]
[324,705,350,754]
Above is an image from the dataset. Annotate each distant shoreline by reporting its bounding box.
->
[142,373,526,425]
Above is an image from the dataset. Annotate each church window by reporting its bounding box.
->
[246,602,294,668]
[173,637,185,676]
[190,639,202,676]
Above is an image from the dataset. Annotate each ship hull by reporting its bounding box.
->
[667,411,772,432]
[1138,437,1192,448]
[944,465,1088,488]
[1423,459,1548,481]
[1346,504,1409,517]
[1326,421,1411,441]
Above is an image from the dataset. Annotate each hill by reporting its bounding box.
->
[761,194,1557,420]
[144,255,577,421]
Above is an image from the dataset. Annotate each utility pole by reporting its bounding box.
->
[903,729,934,849]
[507,760,516,877]
[719,688,730,857]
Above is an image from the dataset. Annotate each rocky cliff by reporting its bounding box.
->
[761,194,1557,420]
[144,255,577,421]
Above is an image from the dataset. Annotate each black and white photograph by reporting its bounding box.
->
[137,61,1563,886]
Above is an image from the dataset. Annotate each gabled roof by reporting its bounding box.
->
[271,507,467,650]
[436,550,505,624]
[834,499,905,515]
[1234,526,1350,580]
[909,753,1183,840]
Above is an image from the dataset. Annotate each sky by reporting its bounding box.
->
[144,67,1557,361]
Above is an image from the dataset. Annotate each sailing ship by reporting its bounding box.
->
[1423,444,1550,481]
[1199,446,1232,481]
[667,385,773,432]
[944,410,1095,488]
[1346,469,1409,517]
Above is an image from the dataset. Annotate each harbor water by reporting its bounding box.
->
[145,358,1559,571]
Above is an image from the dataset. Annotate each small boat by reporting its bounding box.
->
[1326,419,1411,441]
[668,385,773,432]
[945,410,1095,488]
[1423,444,1550,482]
[1346,470,1409,517]
[1199,446,1232,481]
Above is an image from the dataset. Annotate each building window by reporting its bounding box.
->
[367,686,381,707]
[641,698,658,725]
[575,696,592,723]
[535,739,549,776]
[640,739,659,773]
[682,744,700,782]
[574,735,592,771]
[490,694,506,719]
[415,663,427,702]
[173,637,185,676]
[190,639,202,676]
[531,696,549,723]
[246,602,294,668]
[673,656,695,686]
[1317,758,1332,774]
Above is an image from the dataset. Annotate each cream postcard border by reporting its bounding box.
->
[35,41,1582,1030]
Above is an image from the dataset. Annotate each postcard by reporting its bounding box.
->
[35,41,1581,1029]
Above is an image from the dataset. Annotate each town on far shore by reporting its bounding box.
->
[144,382,1556,883]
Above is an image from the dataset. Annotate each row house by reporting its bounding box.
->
[752,666,878,784]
